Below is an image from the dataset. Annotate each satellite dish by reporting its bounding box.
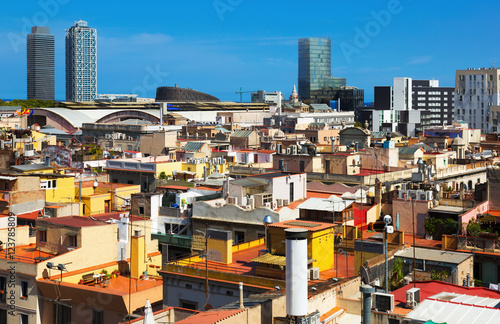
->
[436,184,441,192]
[360,266,371,284]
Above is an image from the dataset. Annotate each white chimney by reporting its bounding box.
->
[285,228,308,317]
[239,282,244,309]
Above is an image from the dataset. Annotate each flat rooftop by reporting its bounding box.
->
[395,247,471,264]
[37,216,111,228]
[0,243,56,264]
[268,219,336,232]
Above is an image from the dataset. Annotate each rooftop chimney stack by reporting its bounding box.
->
[285,228,308,319]
[239,282,244,309]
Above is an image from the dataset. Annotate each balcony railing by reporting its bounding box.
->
[152,233,192,249]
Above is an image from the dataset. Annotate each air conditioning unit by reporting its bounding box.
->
[227,197,237,205]
[406,288,421,309]
[419,193,426,201]
[398,190,406,199]
[408,190,417,200]
[272,202,277,210]
[373,292,395,312]
[24,150,34,157]
[283,199,289,206]
[276,199,283,208]
[309,267,320,280]
[264,202,272,209]
[425,191,433,201]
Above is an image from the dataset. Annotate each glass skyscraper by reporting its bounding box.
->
[65,20,97,102]
[298,37,345,101]
[27,26,54,100]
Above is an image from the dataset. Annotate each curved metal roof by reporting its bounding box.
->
[37,108,160,128]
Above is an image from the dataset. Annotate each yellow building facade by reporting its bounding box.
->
[268,220,335,272]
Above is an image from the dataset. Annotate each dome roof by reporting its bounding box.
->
[452,136,465,146]
[274,130,285,138]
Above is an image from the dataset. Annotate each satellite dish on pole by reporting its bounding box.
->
[360,266,371,284]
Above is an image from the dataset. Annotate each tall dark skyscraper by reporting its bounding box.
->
[65,20,97,102]
[27,26,54,100]
[298,37,345,101]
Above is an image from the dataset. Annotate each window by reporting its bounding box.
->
[20,281,28,299]
[53,303,71,324]
[180,299,198,310]
[39,230,47,243]
[139,206,144,214]
[68,235,77,247]
[92,310,103,324]
[21,314,29,324]
[234,231,245,244]
[40,180,57,189]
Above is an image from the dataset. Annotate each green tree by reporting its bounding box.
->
[390,258,404,290]
[431,269,449,281]
[159,171,167,180]
[467,219,481,237]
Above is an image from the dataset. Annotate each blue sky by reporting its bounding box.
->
[1,0,499,102]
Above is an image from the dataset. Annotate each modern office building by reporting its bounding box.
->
[372,77,420,136]
[298,37,345,101]
[27,26,54,100]
[454,67,500,133]
[311,86,364,111]
[412,80,454,128]
[65,20,97,102]
[250,90,284,104]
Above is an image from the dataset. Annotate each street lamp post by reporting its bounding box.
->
[263,215,273,252]
[384,215,394,293]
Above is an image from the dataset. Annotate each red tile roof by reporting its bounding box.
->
[275,198,307,212]
[175,309,244,323]
[307,191,337,199]
[392,281,500,304]
[37,216,111,228]
[16,209,44,220]
[92,213,145,223]
[79,181,136,188]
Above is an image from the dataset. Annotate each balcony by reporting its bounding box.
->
[152,233,192,249]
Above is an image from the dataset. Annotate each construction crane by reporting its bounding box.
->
[235,87,260,103]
